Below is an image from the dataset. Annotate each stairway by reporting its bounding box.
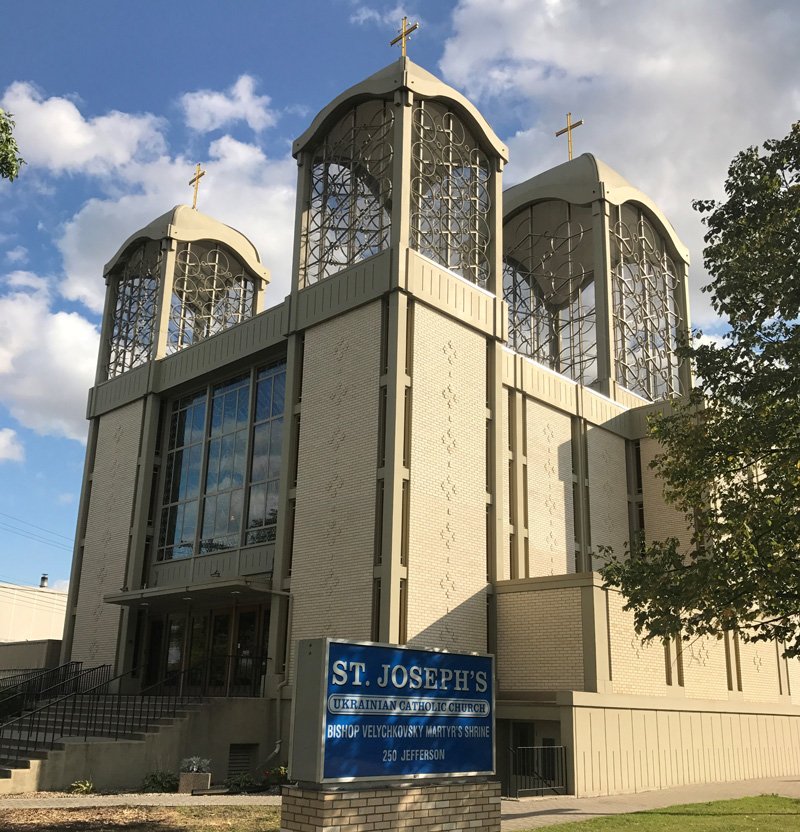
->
[0,686,205,789]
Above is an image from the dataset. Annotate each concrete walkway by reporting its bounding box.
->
[501,775,800,829]
[0,776,798,829]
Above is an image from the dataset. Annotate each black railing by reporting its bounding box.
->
[0,662,84,721]
[508,745,567,797]
[0,668,50,690]
[0,653,267,768]
[0,663,201,767]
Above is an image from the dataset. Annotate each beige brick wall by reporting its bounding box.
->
[737,639,782,703]
[282,781,500,832]
[407,304,488,653]
[682,635,730,701]
[639,437,691,547]
[290,302,381,668]
[495,586,584,691]
[71,400,144,667]
[587,426,628,567]
[524,398,574,576]
[573,704,800,797]
[607,589,669,697]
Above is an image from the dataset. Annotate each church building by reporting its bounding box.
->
[58,56,800,796]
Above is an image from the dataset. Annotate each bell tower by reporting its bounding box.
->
[282,57,508,658]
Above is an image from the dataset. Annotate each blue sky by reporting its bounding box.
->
[1,0,798,589]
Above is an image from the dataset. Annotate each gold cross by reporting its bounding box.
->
[188,163,206,210]
[555,113,584,161]
[390,16,419,58]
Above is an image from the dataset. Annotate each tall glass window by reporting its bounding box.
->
[159,393,206,561]
[246,364,285,544]
[156,360,287,561]
[200,376,250,553]
[503,200,596,386]
[411,101,491,287]
[106,239,162,379]
[301,101,394,286]
[611,203,683,400]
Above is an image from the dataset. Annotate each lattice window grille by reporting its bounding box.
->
[611,204,682,401]
[411,101,491,287]
[167,242,255,355]
[503,202,596,386]
[107,240,162,379]
[301,101,394,286]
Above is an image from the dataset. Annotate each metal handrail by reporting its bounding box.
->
[0,652,267,767]
[0,667,52,690]
[0,662,85,720]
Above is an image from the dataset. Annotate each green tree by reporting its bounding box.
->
[0,108,24,181]
[601,122,800,657]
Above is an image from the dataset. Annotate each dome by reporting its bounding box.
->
[504,154,689,265]
[103,204,269,282]
[293,57,508,162]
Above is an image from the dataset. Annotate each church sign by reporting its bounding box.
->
[290,639,494,783]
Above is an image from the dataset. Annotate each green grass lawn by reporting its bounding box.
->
[536,795,800,831]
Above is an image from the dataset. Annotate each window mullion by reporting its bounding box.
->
[194,384,215,557]
[241,367,258,547]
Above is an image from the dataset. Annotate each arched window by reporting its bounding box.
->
[411,101,491,287]
[106,239,162,379]
[300,101,394,286]
[503,201,596,386]
[168,241,256,354]
[611,204,682,400]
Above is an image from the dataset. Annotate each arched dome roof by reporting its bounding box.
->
[103,205,269,282]
[293,57,508,162]
[504,154,690,265]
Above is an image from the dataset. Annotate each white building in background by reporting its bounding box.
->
[0,579,67,643]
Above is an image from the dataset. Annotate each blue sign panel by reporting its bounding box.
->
[322,641,494,781]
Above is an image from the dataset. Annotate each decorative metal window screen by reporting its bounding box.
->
[156,362,287,561]
[411,101,491,287]
[301,101,394,286]
[611,203,682,400]
[503,201,596,385]
[167,241,255,355]
[107,240,162,379]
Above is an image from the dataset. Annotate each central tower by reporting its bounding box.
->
[279,58,508,661]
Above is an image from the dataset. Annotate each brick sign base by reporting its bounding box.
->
[281,780,500,831]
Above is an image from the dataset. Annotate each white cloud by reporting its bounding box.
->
[5,246,28,264]
[181,75,277,134]
[56,492,75,505]
[0,428,24,462]
[351,4,400,25]
[0,275,98,441]
[440,0,800,329]
[1,82,165,175]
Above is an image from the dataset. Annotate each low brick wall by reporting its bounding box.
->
[281,780,500,831]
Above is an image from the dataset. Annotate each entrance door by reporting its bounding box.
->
[207,611,232,696]
[231,607,260,695]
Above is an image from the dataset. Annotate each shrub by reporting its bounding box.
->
[263,765,288,785]
[69,779,94,795]
[225,771,259,793]
[141,769,179,793]
[180,756,211,773]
